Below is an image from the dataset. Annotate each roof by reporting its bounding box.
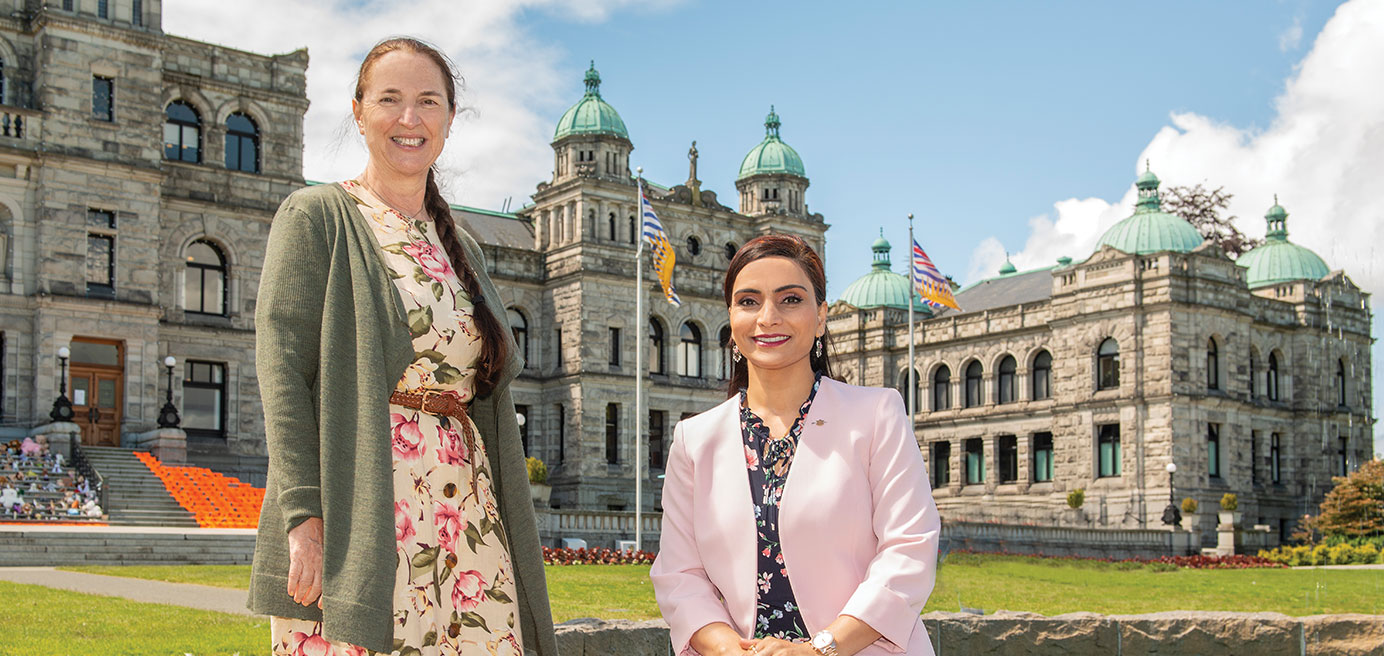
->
[737,106,806,180]
[940,267,1055,315]
[553,62,629,141]
[451,206,533,250]
[1237,200,1330,288]
[1096,166,1204,255]
[836,233,927,311]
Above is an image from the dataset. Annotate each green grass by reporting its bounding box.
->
[542,564,660,622]
[60,564,251,589]
[0,580,267,655]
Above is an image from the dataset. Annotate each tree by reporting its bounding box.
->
[1314,459,1384,539]
[1160,184,1264,258]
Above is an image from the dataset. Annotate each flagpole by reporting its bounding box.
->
[907,214,916,421]
[634,168,645,553]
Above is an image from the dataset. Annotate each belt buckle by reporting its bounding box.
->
[419,390,438,415]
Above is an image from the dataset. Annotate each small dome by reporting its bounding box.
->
[1238,199,1330,288]
[838,233,927,312]
[737,106,806,180]
[553,62,629,141]
[998,257,1017,275]
[1096,166,1204,255]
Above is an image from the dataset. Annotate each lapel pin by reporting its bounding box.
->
[813,419,826,426]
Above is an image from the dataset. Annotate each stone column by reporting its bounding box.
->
[535,209,548,250]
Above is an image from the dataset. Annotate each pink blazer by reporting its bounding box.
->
[651,377,940,655]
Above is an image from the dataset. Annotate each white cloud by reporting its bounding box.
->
[970,0,1384,298]
[163,0,679,209]
[1280,16,1304,51]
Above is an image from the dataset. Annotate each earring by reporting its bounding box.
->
[732,343,742,363]
[814,338,823,359]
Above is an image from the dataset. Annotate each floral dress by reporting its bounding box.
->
[740,373,821,640]
[270,181,523,656]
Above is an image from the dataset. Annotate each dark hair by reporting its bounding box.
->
[721,234,833,397]
[354,37,509,395]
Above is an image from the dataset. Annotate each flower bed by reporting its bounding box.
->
[946,549,1284,570]
[135,452,264,528]
[542,546,655,565]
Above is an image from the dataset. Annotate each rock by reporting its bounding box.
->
[554,617,671,656]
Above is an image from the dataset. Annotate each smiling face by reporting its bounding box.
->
[352,49,455,183]
[728,256,828,377]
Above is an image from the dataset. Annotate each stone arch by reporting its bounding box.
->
[0,35,19,106]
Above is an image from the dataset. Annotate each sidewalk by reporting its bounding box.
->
[0,566,252,615]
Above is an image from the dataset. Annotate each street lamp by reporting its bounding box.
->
[156,356,181,428]
[1161,462,1181,528]
[48,346,74,422]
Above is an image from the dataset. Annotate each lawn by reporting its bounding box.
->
[59,555,1384,619]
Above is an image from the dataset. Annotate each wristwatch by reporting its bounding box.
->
[810,629,839,656]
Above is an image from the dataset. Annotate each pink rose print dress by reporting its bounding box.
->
[270,181,523,656]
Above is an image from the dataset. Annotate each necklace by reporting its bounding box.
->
[355,179,427,220]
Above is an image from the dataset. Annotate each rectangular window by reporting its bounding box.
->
[97,0,108,18]
[63,0,73,10]
[184,361,225,438]
[997,435,1018,483]
[1337,436,1349,477]
[554,327,563,367]
[1270,433,1281,483]
[86,234,114,298]
[92,75,114,121]
[1207,423,1221,478]
[1032,432,1054,483]
[605,403,619,464]
[132,0,143,26]
[515,404,529,456]
[1097,424,1122,478]
[1251,430,1261,485]
[555,404,566,464]
[930,441,950,488]
[964,438,985,485]
[608,327,621,366]
[648,410,666,471]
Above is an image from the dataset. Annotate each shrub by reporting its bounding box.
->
[1314,459,1384,539]
[526,457,548,485]
[1181,497,1199,514]
[1220,493,1238,512]
[1327,542,1355,565]
[1354,542,1379,564]
[542,546,654,565]
[1067,488,1085,509]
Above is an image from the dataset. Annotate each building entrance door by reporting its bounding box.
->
[68,338,124,446]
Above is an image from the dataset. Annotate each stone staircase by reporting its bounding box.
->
[0,528,256,566]
[79,446,199,527]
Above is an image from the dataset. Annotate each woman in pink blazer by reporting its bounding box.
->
[651,235,940,656]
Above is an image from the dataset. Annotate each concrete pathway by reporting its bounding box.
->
[0,566,253,615]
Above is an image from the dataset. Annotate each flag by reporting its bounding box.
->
[639,182,682,306]
[911,239,960,311]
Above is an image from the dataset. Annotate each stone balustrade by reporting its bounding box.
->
[536,508,662,550]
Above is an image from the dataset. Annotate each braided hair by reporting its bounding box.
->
[355,37,510,395]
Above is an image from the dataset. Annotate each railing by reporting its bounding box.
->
[538,508,662,548]
[0,106,40,143]
[941,520,1189,559]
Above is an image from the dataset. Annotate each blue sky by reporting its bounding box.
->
[168,0,1380,455]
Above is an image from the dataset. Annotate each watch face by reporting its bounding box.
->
[812,632,831,648]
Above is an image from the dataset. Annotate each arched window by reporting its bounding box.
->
[1097,338,1119,390]
[897,369,921,412]
[629,215,637,245]
[996,355,1016,404]
[224,112,260,173]
[932,365,951,410]
[1206,338,1219,390]
[648,317,665,375]
[184,239,227,315]
[1031,350,1052,400]
[1336,358,1347,407]
[164,101,201,163]
[1267,352,1280,401]
[718,326,732,380]
[678,322,702,378]
[964,360,983,408]
[607,212,616,241]
[0,58,6,106]
[725,242,738,261]
[507,308,528,362]
[1249,348,1260,399]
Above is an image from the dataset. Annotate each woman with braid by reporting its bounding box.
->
[248,37,557,656]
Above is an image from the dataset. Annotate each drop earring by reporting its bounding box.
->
[732,343,742,363]
[814,337,823,359]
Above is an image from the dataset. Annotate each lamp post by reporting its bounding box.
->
[1161,462,1181,528]
[156,356,180,428]
[48,346,74,422]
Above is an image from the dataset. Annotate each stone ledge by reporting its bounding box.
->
[552,612,1384,656]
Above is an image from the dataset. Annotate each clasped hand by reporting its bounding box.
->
[286,516,324,607]
[737,636,818,655]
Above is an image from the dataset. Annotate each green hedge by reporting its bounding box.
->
[1258,542,1384,567]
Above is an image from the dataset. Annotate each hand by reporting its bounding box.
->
[286,516,324,608]
[743,637,818,656]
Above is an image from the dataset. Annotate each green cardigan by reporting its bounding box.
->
[247,183,558,655]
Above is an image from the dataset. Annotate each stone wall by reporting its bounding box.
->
[553,613,1384,656]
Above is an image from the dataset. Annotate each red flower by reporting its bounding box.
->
[286,631,332,656]
[403,241,456,285]
[452,569,487,612]
[395,499,415,543]
[434,500,463,554]
[744,445,759,471]
[390,413,426,460]
[437,423,469,466]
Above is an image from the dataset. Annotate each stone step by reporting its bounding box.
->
[0,529,256,566]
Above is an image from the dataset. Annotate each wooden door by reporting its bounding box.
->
[68,338,124,447]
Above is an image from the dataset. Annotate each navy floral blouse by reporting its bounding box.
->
[740,373,822,640]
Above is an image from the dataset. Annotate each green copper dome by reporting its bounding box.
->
[1237,198,1330,288]
[838,230,928,311]
[1096,165,1204,255]
[553,62,629,141]
[737,106,806,180]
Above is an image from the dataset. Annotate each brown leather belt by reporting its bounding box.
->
[389,390,469,419]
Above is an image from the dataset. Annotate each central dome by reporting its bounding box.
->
[737,106,806,180]
[1096,166,1204,255]
[553,62,629,141]
[837,231,927,312]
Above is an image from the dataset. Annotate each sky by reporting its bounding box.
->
[163,0,1381,456]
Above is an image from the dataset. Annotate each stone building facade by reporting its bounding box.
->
[0,0,307,464]
[828,169,1374,544]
